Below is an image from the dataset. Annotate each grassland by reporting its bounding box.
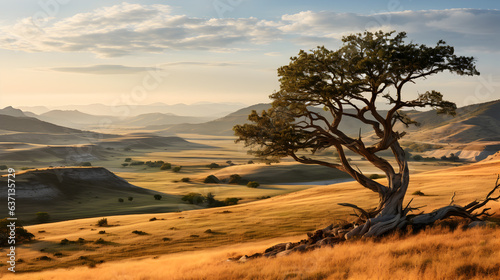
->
[1,157,498,279]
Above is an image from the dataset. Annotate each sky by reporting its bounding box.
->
[1,0,500,109]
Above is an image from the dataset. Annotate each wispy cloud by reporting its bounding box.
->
[1,4,499,57]
[50,62,241,74]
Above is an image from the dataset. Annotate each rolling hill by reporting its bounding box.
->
[0,167,200,224]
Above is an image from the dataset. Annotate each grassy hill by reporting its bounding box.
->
[4,159,499,276]
[0,167,200,224]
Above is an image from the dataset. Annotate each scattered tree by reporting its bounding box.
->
[96,218,108,227]
[124,158,132,162]
[234,30,490,238]
[0,218,34,246]
[121,163,129,167]
[207,163,220,169]
[247,181,260,188]
[154,194,162,201]
[118,198,124,203]
[204,175,220,184]
[0,165,7,170]
[160,163,172,170]
[128,197,133,201]
[173,166,182,172]
[80,162,92,167]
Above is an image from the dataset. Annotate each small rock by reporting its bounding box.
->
[238,255,248,262]
[276,250,292,257]
[285,242,292,250]
[468,221,487,228]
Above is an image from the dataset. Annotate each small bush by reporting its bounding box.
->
[124,158,132,162]
[97,218,108,227]
[204,175,220,184]
[132,230,148,235]
[160,163,172,170]
[130,161,145,166]
[121,163,129,167]
[224,197,241,206]
[60,238,69,245]
[247,160,254,164]
[412,155,423,161]
[35,212,50,223]
[256,196,271,200]
[0,219,34,246]
[118,198,124,203]
[228,174,242,184]
[128,196,133,201]
[94,238,107,244]
[207,163,220,169]
[80,162,92,166]
[412,190,425,196]
[181,177,190,182]
[173,166,182,172]
[247,181,260,188]
[98,230,106,234]
[0,165,7,170]
[226,160,234,166]
[162,237,171,241]
[154,194,162,200]
[182,193,205,205]
[369,174,385,180]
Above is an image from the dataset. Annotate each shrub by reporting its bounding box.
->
[98,231,106,234]
[130,161,145,166]
[35,212,50,223]
[80,162,92,166]
[247,160,254,164]
[146,160,164,167]
[0,165,7,170]
[207,163,220,169]
[118,198,124,203]
[247,181,260,188]
[181,177,190,182]
[204,175,220,184]
[154,194,162,200]
[121,163,129,167]
[182,193,205,205]
[160,163,172,170]
[0,219,34,246]
[97,218,108,227]
[94,238,107,244]
[124,158,132,162]
[224,197,241,206]
[124,147,131,151]
[128,197,133,201]
[412,155,423,161]
[412,190,425,196]
[173,166,182,172]
[132,230,148,235]
[369,174,385,180]
[228,174,242,184]
[226,160,234,166]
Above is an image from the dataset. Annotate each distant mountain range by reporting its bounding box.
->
[18,102,247,118]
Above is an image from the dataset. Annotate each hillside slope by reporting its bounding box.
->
[0,167,200,223]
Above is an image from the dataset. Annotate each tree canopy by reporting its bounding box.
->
[234,30,482,237]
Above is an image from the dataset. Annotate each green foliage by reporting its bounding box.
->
[207,163,220,169]
[441,153,460,162]
[233,30,478,196]
[146,160,164,167]
[0,165,7,170]
[173,166,182,172]
[80,162,92,166]
[154,194,162,200]
[124,158,132,162]
[0,218,34,246]
[160,163,172,170]
[35,212,50,223]
[247,181,260,188]
[128,197,133,201]
[182,193,205,205]
[204,175,220,184]
[224,197,241,206]
[118,198,124,203]
[412,155,423,161]
[130,161,145,166]
[97,218,108,227]
[228,174,242,184]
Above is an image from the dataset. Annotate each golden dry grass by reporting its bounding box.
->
[2,159,499,278]
[4,226,499,280]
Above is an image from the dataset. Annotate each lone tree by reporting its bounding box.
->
[234,31,499,238]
